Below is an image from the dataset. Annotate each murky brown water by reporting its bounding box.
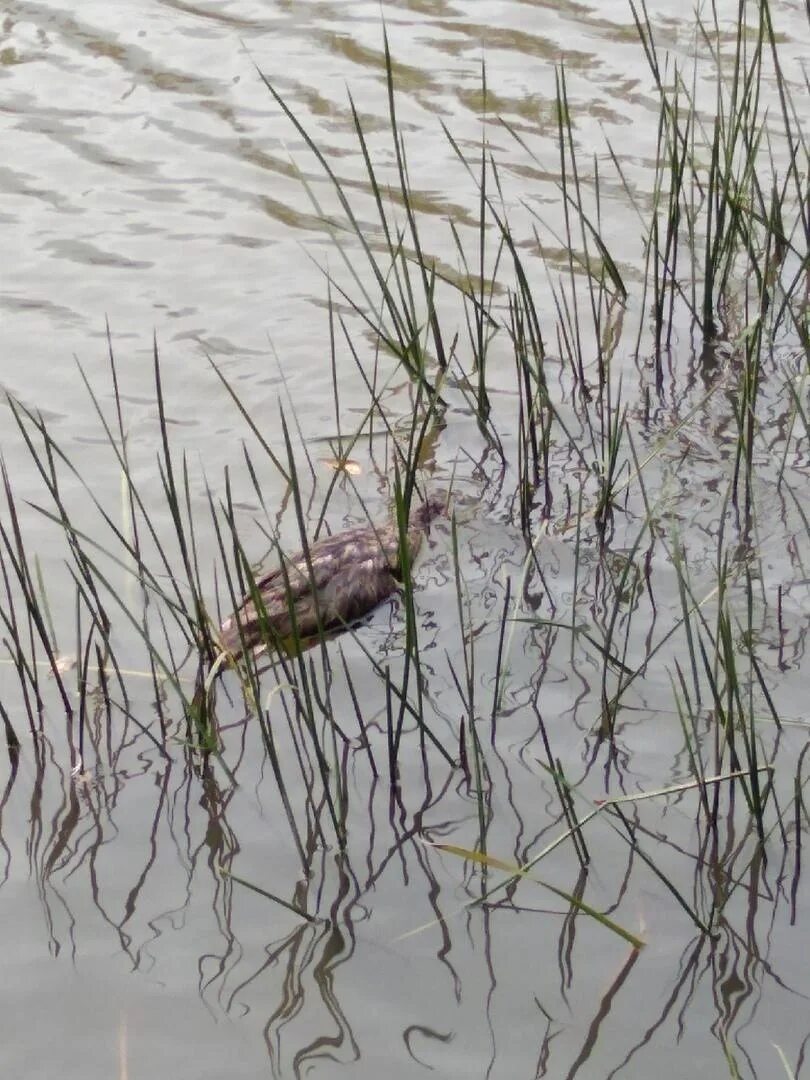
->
[1,1,808,1077]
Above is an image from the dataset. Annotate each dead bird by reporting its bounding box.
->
[219,493,445,658]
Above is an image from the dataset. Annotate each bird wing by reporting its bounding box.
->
[243,524,396,606]
[219,518,414,655]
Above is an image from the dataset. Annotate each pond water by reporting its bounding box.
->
[1,1,808,1078]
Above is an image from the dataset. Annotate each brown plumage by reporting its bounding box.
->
[220,493,445,657]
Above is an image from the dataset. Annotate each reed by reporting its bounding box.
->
[0,2,805,965]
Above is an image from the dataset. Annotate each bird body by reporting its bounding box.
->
[220,494,444,657]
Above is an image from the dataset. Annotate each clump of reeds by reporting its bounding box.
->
[0,1,805,933]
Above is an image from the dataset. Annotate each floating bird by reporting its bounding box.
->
[219,493,445,658]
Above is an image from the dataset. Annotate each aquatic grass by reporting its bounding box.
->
[646,63,693,360]
[213,424,348,844]
[448,513,475,737]
[597,519,653,741]
[664,513,784,841]
[0,457,74,726]
[4,336,346,766]
[202,344,454,838]
[277,406,348,843]
[72,352,207,649]
[648,0,804,355]
[331,616,456,770]
[208,384,457,774]
[555,64,602,394]
[531,689,590,869]
[289,91,511,454]
[0,22,806,1068]
[670,665,713,821]
[429,840,643,948]
[451,61,497,422]
[424,770,756,945]
[5,375,223,751]
[488,575,512,741]
[443,550,489,852]
[386,420,440,772]
[0,698,19,760]
[253,43,451,405]
[440,119,551,409]
[1,436,170,761]
[152,338,218,671]
[218,863,320,925]
[593,379,630,541]
[511,290,554,528]
[204,483,297,829]
[235,364,449,787]
[5,418,202,728]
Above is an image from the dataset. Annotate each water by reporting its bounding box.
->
[1,1,808,1077]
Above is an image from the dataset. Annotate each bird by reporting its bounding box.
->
[219,492,445,658]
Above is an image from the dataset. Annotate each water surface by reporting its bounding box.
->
[1,2,808,1078]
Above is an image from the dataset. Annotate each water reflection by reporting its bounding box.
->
[1,534,806,1076]
[1,352,807,1072]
